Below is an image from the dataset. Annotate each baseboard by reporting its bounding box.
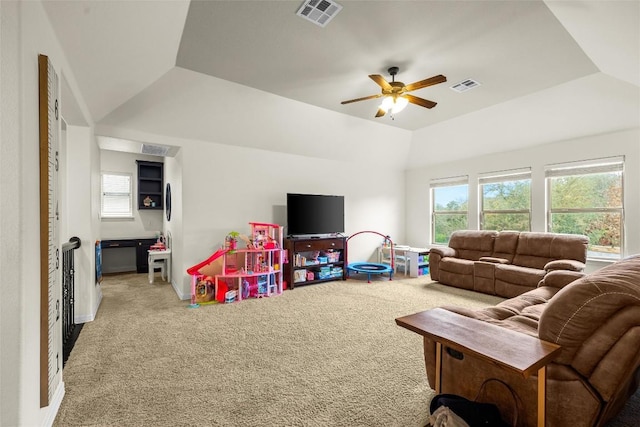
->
[41,381,65,427]
[171,279,190,300]
[74,285,103,323]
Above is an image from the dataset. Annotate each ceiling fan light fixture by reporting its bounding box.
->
[380,96,408,114]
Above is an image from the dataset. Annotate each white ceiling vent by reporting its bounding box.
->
[296,0,343,27]
[141,143,171,157]
[450,79,481,93]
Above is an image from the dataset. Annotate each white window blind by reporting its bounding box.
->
[545,157,624,177]
[478,167,531,184]
[101,173,132,218]
[429,175,468,188]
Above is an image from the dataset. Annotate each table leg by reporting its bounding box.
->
[148,255,154,284]
[537,365,546,427]
[435,341,442,394]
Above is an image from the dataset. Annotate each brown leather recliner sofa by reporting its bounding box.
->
[422,254,640,427]
[429,230,589,298]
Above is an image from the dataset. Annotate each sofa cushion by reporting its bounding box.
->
[495,264,545,288]
[443,286,559,337]
[448,230,497,261]
[439,258,475,290]
[473,261,496,294]
[537,270,586,289]
[492,231,519,262]
[545,259,585,272]
[440,257,475,274]
[512,232,588,270]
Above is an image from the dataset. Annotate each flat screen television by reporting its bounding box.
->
[286,193,345,236]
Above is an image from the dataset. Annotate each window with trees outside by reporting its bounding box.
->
[431,176,468,244]
[546,157,624,260]
[101,172,133,218]
[480,169,531,231]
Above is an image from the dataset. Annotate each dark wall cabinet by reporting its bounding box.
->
[136,238,157,273]
[136,160,163,210]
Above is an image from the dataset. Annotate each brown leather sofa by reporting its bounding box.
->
[423,255,640,427]
[429,230,589,298]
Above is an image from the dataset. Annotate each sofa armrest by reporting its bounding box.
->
[537,270,586,289]
[544,259,585,272]
[430,246,457,258]
[478,256,510,264]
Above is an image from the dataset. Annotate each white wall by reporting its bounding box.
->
[1,2,23,425]
[163,153,183,296]
[170,137,405,299]
[405,128,640,266]
[66,125,102,323]
[100,150,164,239]
[0,2,98,425]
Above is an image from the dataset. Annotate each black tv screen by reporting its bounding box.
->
[286,193,345,236]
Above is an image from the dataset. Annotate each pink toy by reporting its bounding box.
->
[187,222,286,307]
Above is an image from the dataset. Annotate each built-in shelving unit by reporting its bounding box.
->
[136,160,163,210]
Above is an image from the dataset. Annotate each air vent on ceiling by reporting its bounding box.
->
[141,143,170,157]
[296,0,342,27]
[450,78,481,93]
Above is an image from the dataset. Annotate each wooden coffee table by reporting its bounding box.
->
[396,307,561,427]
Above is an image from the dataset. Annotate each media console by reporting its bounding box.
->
[284,236,347,289]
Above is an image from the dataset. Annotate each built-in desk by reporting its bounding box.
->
[101,238,157,274]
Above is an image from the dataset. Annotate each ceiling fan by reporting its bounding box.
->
[341,67,446,118]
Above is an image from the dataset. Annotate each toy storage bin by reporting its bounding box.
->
[294,269,307,283]
[318,266,332,279]
[322,251,340,263]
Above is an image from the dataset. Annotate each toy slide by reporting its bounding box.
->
[186,248,229,276]
[187,248,229,307]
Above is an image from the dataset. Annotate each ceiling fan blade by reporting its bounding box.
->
[405,94,437,109]
[375,108,386,118]
[404,74,447,92]
[369,74,393,91]
[341,94,383,105]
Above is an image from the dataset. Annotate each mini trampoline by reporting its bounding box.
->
[347,262,393,283]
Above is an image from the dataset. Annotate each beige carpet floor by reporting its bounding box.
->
[54,273,639,427]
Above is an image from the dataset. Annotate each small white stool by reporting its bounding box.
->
[148,249,171,284]
[150,258,166,281]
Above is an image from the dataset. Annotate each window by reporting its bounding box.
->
[479,169,531,231]
[546,157,624,260]
[101,172,132,218]
[431,176,468,244]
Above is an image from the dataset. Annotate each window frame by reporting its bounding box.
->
[430,176,469,245]
[479,168,532,232]
[100,171,133,219]
[545,157,624,260]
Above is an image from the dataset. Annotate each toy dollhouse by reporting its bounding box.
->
[187,222,286,306]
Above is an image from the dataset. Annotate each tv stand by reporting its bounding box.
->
[284,236,347,289]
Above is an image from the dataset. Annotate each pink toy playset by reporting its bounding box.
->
[186,222,286,307]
